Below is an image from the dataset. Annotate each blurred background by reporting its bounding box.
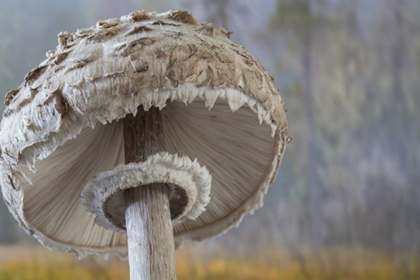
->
[1,0,420,279]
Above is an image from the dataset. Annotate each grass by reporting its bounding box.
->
[0,245,419,279]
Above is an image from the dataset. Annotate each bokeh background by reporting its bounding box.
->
[1,0,420,279]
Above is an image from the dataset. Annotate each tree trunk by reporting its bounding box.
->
[301,2,321,247]
[390,0,408,256]
[123,106,176,280]
[391,0,407,171]
[342,0,359,247]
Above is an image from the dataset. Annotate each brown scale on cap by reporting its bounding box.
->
[4,88,20,106]
[57,32,74,48]
[219,26,233,38]
[24,65,48,86]
[96,19,119,29]
[125,26,153,37]
[152,20,180,26]
[65,58,94,73]
[195,23,215,37]
[167,10,199,25]
[128,10,150,22]
[52,52,70,65]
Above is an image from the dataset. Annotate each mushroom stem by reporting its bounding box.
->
[123,106,176,280]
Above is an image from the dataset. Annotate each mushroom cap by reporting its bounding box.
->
[0,10,290,258]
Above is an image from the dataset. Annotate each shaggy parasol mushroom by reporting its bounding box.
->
[0,10,290,280]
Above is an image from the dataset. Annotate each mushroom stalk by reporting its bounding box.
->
[124,106,176,280]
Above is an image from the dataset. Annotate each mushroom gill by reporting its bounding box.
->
[18,86,281,256]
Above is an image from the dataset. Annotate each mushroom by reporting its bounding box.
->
[0,10,290,280]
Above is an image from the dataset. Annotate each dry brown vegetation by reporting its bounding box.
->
[1,246,419,280]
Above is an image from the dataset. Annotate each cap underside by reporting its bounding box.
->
[17,87,280,257]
